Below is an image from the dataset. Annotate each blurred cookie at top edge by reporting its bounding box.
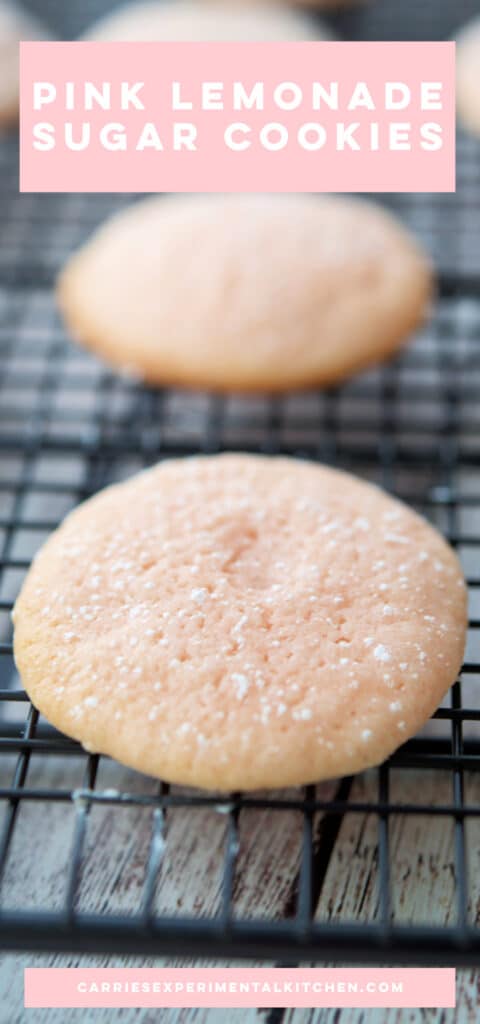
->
[224,0,370,8]
[456,16,480,137]
[83,0,329,42]
[0,0,49,128]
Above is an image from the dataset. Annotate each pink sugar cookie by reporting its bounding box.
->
[13,455,467,791]
[457,16,480,137]
[84,1,323,42]
[57,194,432,394]
[0,0,48,128]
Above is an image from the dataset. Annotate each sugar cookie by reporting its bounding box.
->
[84,0,323,42]
[0,0,48,127]
[457,17,480,137]
[58,194,432,393]
[231,1,367,8]
[13,454,467,792]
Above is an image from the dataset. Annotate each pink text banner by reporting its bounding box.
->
[20,41,455,194]
[24,967,456,1009]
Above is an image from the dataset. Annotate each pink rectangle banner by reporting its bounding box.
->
[24,967,456,1009]
[20,41,455,193]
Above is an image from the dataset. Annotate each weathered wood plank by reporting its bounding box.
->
[315,769,480,928]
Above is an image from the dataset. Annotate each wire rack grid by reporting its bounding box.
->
[1,0,480,968]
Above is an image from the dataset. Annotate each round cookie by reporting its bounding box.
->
[456,16,480,137]
[58,194,432,393]
[84,1,323,42]
[301,0,367,6]
[228,1,368,8]
[13,454,467,792]
[0,0,48,128]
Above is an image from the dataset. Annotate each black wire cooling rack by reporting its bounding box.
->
[1,0,480,968]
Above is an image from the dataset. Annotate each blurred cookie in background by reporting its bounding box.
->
[58,193,432,394]
[231,0,368,7]
[0,0,49,128]
[457,16,480,137]
[84,0,326,41]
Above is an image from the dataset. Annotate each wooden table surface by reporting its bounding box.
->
[0,748,479,1021]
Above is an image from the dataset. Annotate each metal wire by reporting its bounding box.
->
[0,0,480,965]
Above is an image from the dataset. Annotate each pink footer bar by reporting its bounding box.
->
[24,968,456,1009]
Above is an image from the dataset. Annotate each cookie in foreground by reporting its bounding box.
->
[13,454,467,791]
[58,194,433,393]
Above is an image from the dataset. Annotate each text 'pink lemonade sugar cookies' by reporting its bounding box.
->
[13,455,467,792]
[58,194,433,393]
[84,0,323,42]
